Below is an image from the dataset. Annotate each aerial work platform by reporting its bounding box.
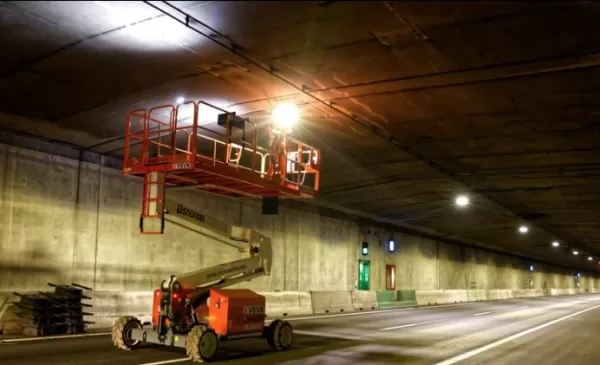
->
[122,101,321,233]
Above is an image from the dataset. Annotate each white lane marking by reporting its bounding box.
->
[474,311,491,316]
[519,306,530,309]
[0,332,111,344]
[380,319,445,331]
[432,303,600,365]
[136,359,189,365]
[381,323,416,331]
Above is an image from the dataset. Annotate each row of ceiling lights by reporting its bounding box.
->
[176,96,593,268]
[174,95,590,270]
[454,195,598,266]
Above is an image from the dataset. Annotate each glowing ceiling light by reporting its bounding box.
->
[552,241,560,247]
[518,225,529,234]
[588,256,593,261]
[272,103,300,129]
[573,250,579,255]
[455,195,469,207]
[176,96,185,104]
[123,16,187,46]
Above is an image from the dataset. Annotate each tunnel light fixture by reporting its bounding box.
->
[361,241,369,256]
[176,96,185,104]
[518,225,529,234]
[272,103,300,129]
[529,265,534,272]
[576,272,581,278]
[588,256,593,261]
[552,241,560,247]
[573,250,579,255]
[455,195,469,207]
[388,239,396,253]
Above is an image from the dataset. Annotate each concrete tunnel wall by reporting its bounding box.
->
[361,230,597,292]
[0,143,358,293]
[1,141,600,331]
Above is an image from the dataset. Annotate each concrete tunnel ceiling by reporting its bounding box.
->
[1,1,599,271]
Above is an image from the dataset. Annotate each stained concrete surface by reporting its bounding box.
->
[1,143,597,298]
[1,294,599,365]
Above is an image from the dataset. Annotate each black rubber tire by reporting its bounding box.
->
[266,320,294,351]
[111,316,142,350]
[186,325,219,363]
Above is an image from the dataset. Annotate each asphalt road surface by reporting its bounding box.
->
[2,294,600,365]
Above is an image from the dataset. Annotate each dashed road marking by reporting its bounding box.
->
[474,311,491,316]
[381,323,416,331]
[432,303,600,365]
[381,319,445,331]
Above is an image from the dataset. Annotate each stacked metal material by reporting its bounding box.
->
[13,283,94,337]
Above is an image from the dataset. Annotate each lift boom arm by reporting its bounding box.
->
[161,200,272,298]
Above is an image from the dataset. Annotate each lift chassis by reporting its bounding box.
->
[113,315,292,362]
[111,199,293,362]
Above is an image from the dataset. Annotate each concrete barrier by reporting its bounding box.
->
[415,290,469,306]
[376,290,417,309]
[351,290,378,311]
[0,293,20,334]
[549,288,574,296]
[487,289,513,300]
[376,290,396,309]
[261,291,312,317]
[512,289,544,298]
[88,291,153,329]
[445,290,469,303]
[399,290,417,302]
[310,290,353,314]
[467,290,488,302]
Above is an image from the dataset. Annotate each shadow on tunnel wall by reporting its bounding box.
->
[0,239,174,291]
[0,240,63,291]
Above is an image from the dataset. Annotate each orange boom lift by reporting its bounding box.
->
[111,101,320,362]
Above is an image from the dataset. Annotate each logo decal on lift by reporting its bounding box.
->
[243,306,265,315]
[176,204,207,223]
[172,163,191,169]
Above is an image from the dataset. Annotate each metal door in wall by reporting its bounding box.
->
[385,264,396,290]
[358,260,370,290]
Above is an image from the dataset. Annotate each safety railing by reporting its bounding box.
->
[123,101,320,195]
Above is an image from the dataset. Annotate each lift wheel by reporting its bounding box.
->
[112,316,142,350]
[266,320,294,351]
[186,325,219,362]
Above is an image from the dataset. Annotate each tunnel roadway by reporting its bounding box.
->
[1,294,600,365]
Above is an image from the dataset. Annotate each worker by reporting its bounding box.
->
[266,124,289,182]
